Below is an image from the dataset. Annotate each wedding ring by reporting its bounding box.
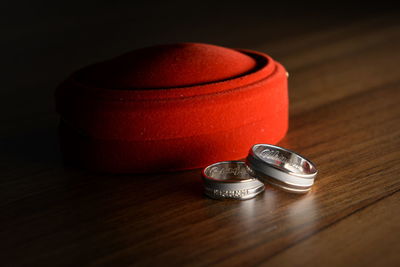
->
[246,144,317,193]
[202,161,265,200]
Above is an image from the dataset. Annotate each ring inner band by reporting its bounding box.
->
[203,161,255,182]
[253,145,317,176]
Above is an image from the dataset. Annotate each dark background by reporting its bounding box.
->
[1,0,397,120]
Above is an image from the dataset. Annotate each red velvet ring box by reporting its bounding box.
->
[55,43,288,173]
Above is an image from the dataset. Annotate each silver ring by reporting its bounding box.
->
[202,161,265,200]
[246,144,317,193]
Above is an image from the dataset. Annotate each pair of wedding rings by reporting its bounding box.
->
[202,144,318,200]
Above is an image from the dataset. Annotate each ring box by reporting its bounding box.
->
[55,43,288,173]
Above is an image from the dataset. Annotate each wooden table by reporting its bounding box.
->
[1,4,399,266]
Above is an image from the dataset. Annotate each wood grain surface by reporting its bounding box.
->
[1,3,399,266]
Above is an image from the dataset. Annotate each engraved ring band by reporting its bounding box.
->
[246,144,318,193]
[202,161,265,200]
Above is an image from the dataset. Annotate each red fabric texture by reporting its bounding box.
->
[77,43,257,89]
[56,43,288,173]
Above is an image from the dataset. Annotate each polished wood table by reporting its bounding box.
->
[1,5,399,266]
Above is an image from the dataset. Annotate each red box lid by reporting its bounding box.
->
[56,43,288,173]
